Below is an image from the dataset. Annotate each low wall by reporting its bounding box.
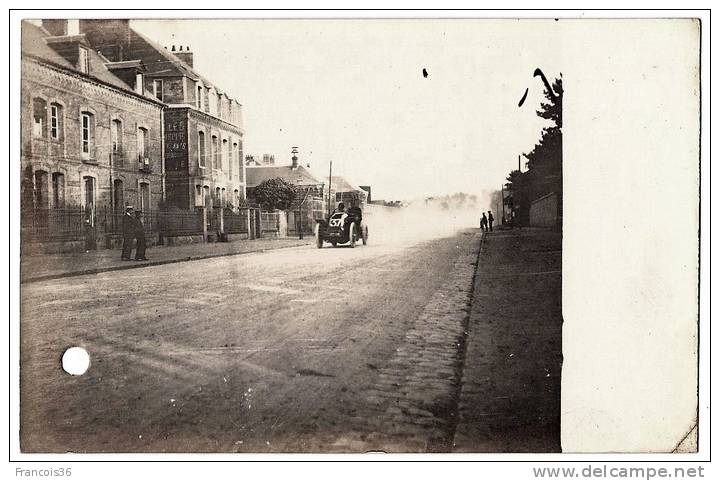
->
[529,192,559,228]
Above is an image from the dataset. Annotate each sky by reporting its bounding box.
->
[132,19,562,202]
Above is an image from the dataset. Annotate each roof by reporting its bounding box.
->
[123,27,200,80]
[122,26,238,103]
[21,21,160,103]
[327,175,362,193]
[246,164,324,188]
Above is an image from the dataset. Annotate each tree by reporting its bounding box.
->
[253,178,297,211]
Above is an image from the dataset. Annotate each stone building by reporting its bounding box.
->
[77,19,246,211]
[21,20,165,250]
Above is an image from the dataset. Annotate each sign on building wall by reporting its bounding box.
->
[165,113,188,171]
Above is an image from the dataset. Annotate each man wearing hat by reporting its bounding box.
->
[121,205,135,260]
[133,210,148,261]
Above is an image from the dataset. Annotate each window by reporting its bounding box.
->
[196,85,203,109]
[137,127,148,160]
[32,98,47,138]
[51,173,65,208]
[78,47,89,74]
[34,171,49,208]
[198,131,206,168]
[221,188,226,207]
[83,176,95,212]
[135,73,144,95]
[221,138,228,172]
[211,135,218,170]
[195,185,203,207]
[113,180,124,214]
[203,185,211,208]
[50,103,62,140]
[111,119,122,154]
[231,142,237,179]
[139,182,150,212]
[80,112,93,156]
[215,187,221,205]
[153,79,163,101]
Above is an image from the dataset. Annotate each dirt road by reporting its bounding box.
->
[21,230,482,452]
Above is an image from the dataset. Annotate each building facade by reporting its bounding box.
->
[77,20,246,212]
[21,20,165,248]
[246,157,327,234]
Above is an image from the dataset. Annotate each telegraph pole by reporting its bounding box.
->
[500,183,504,222]
[327,161,333,217]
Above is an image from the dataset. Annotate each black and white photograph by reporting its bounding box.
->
[8,7,709,478]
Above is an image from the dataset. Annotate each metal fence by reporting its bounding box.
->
[22,206,262,245]
[260,212,280,233]
[99,207,161,235]
[21,207,85,242]
[158,209,204,236]
[225,209,249,234]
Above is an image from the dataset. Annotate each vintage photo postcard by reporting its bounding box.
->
[12,12,704,462]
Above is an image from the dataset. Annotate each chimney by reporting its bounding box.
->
[174,46,193,68]
[77,19,131,62]
[42,19,68,37]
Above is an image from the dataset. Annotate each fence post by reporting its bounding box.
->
[202,207,208,242]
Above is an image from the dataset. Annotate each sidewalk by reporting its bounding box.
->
[21,237,313,283]
[453,227,563,452]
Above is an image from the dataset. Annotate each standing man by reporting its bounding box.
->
[121,205,135,260]
[480,212,488,232]
[348,199,363,229]
[134,210,148,261]
[488,210,495,232]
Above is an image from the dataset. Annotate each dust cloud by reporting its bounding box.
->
[364,200,484,246]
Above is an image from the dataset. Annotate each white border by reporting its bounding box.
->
[5,5,712,478]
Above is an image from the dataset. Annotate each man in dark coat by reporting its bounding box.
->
[480,212,488,232]
[121,205,135,260]
[487,210,494,232]
[134,210,148,261]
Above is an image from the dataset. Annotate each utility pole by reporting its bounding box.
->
[500,183,504,222]
[327,161,333,218]
[518,154,521,173]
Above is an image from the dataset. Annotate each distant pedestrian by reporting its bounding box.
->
[480,213,488,232]
[487,210,494,232]
[134,210,148,261]
[121,205,135,260]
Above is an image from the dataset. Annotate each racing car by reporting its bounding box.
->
[315,211,368,248]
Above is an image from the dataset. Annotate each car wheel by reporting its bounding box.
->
[315,226,323,249]
[349,223,356,248]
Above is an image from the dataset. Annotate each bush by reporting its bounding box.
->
[254,178,297,211]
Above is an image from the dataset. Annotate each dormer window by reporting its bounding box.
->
[153,79,163,101]
[78,47,89,74]
[135,73,144,94]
